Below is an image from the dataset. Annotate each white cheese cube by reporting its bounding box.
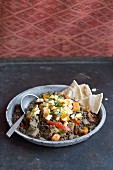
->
[45,114,52,120]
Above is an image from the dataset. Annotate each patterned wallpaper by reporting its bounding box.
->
[1,0,113,58]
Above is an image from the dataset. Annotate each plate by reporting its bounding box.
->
[6,85,106,147]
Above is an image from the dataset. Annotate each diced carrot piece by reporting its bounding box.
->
[43,93,49,100]
[82,127,88,135]
[85,106,89,112]
[73,102,80,112]
[51,134,60,141]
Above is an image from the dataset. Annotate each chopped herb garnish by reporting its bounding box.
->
[50,112,54,115]
[49,98,55,101]
[58,95,64,99]
[55,102,63,107]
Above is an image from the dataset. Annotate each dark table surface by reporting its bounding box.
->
[0,58,113,170]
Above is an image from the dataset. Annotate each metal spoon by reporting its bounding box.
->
[6,94,39,137]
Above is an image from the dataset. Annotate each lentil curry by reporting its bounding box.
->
[13,92,99,141]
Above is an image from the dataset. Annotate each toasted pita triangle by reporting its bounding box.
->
[61,80,82,101]
[80,93,103,114]
[79,84,92,98]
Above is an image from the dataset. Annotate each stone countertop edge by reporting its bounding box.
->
[0,56,113,64]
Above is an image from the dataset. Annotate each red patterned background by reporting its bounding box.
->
[1,0,113,58]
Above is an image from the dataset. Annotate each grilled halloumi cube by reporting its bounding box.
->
[43,107,50,115]
[63,106,73,115]
[45,114,52,120]
[75,113,83,119]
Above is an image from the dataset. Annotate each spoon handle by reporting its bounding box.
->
[6,114,24,137]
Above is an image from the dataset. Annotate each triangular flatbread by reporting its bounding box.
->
[61,80,82,101]
[79,84,92,98]
[80,93,103,114]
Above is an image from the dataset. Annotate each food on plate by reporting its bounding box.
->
[12,80,103,141]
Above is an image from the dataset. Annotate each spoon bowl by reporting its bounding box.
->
[6,94,38,137]
[21,94,39,114]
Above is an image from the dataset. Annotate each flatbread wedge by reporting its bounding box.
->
[80,93,103,114]
[79,84,92,98]
[61,80,82,101]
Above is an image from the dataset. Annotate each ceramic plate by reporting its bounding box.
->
[6,85,106,147]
